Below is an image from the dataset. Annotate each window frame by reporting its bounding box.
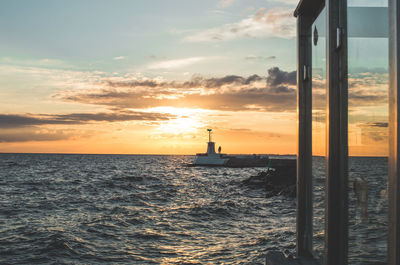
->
[296,0,400,264]
[295,0,349,263]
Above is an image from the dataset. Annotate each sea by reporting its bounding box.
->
[0,154,388,264]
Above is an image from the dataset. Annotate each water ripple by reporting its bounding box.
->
[0,154,304,264]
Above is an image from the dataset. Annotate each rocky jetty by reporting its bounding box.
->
[243,159,296,198]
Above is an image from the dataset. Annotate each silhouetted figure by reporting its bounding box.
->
[353,176,368,223]
[218,146,221,153]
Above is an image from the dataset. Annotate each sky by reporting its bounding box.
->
[0,0,389,155]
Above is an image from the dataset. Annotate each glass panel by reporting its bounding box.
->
[311,7,326,259]
[347,1,388,264]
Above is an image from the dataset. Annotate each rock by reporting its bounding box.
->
[242,159,296,198]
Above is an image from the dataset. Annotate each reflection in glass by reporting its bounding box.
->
[347,1,388,264]
[311,7,326,259]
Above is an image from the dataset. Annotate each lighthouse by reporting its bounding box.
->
[206,129,216,154]
[193,129,268,167]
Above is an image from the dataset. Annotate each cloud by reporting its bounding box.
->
[245,55,276,60]
[349,67,388,74]
[218,0,234,8]
[1,57,65,68]
[347,72,388,107]
[183,7,295,42]
[147,57,207,69]
[182,88,296,112]
[113,56,126,60]
[359,123,388,143]
[56,67,297,112]
[270,0,298,4]
[0,111,175,129]
[50,66,390,115]
[269,85,295,93]
[103,73,264,90]
[348,92,387,106]
[191,74,264,88]
[0,130,71,142]
[271,0,298,4]
[366,131,387,142]
[361,122,388,128]
[0,110,177,142]
[267,67,296,86]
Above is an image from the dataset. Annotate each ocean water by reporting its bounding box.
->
[0,154,388,264]
[0,154,296,264]
[312,156,388,265]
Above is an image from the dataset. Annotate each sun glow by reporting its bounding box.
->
[144,107,210,135]
[158,117,200,135]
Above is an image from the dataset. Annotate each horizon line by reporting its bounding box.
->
[0,152,295,156]
[0,152,389,158]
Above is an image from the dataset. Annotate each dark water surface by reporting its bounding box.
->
[312,156,388,265]
[0,154,388,264]
[0,154,296,264]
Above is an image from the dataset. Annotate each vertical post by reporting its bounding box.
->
[325,0,348,264]
[388,0,400,264]
[297,14,313,257]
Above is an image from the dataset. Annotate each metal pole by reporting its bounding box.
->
[325,0,348,263]
[388,0,400,264]
[296,14,313,257]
